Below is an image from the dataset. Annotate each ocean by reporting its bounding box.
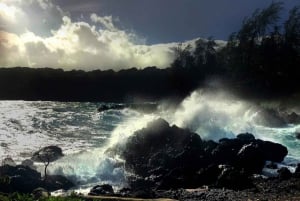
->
[0,90,299,192]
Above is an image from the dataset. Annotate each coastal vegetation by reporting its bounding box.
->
[0,3,299,102]
[1,2,300,201]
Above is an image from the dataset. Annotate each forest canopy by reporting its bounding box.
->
[171,2,300,95]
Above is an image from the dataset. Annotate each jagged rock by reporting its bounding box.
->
[212,138,244,164]
[295,132,300,140]
[0,165,41,193]
[88,184,114,196]
[236,142,265,174]
[0,164,74,193]
[236,133,255,141]
[256,140,288,162]
[46,175,75,191]
[216,165,252,190]
[295,163,300,173]
[98,103,157,113]
[112,118,288,190]
[265,162,278,169]
[118,187,132,197]
[121,118,205,178]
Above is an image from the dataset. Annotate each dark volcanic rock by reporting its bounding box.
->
[0,165,41,193]
[114,119,288,190]
[236,142,265,174]
[296,132,300,139]
[120,118,206,189]
[295,163,300,173]
[278,167,292,180]
[0,164,74,193]
[32,187,50,200]
[45,175,75,191]
[212,138,244,165]
[216,165,253,190]
[257,140,288,162]
[88,184,114,196]
[236,133,255,141]
[98,103,157,113]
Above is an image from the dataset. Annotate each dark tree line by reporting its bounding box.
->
[0,2,300,102]
[171,2,300,97]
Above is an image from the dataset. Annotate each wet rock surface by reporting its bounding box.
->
[0,146,74,194]
[114,118,288,191]
[88,184,114,196]
[0,164,74,193]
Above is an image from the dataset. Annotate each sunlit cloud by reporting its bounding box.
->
[0,0,178,70]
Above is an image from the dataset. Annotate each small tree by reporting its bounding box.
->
[31,146,64,181]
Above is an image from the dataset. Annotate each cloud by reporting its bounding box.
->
[90,13,116,31]
[0,0,178,71]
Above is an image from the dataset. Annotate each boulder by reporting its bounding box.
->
[236,142,265,174]
[120,118,205,178]
[256,140,288,162]
[278,167,292,180]
[236,133,255,141]
[112,118,288,190]
[45,175,75,191]
[216,165,252,190]
[88,184,114,196]
[32,187,50,200]
[21,159,36,170]
[295,163,300,173]
[0,164,74,193]
[211,138,244,164]
[265,162,278,169]
[0,165,41,193]
[296,132,300,140]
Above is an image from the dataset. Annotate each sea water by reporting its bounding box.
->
[0,90,299,191]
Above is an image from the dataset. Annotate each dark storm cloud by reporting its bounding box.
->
[54,0,299,44]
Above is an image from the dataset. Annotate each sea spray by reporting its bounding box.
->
[169,90,256,141]
[167,90,300,162]
[47,108,157,189]
[49,91,300,188]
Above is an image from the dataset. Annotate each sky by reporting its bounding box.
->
[0,0,299,71]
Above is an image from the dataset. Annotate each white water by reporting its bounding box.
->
[0,90,299,191]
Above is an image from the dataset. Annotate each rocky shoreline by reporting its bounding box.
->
[1,118,300,200]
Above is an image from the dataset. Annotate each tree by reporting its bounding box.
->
[285,6,300,51]
[238,2,283,43]
[170,43,194,69]
[32,146,64,181]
